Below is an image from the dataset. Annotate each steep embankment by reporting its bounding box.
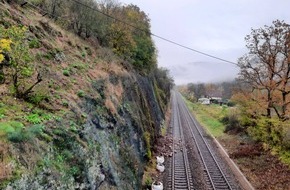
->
[0,2,171,189]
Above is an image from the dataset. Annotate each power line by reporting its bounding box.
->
[151,34,238,66]
[68,0,238,66]
[25,0,238,66]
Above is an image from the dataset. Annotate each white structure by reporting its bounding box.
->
[152,181,163,190]
[156,156,164,164]
[198,98,210,105]
[156,163,165,172]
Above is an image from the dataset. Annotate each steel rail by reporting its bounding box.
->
[176,91,233,190]
[168,91,194,190]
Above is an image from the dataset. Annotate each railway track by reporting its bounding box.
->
[167,92,194,190]
[175,91,234,190]
[166,90,236,189]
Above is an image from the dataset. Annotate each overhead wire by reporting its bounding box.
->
[68,0,239,66]
[24,0,238,66]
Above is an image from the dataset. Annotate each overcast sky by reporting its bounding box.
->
[120,0,290,84]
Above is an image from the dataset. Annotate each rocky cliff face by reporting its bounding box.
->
[0,2,171,189]
[6,71,168,189]
[3,73,168,190]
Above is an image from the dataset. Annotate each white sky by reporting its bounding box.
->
[120,0,290,84]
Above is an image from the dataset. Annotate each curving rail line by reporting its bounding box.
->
[175,91,233,190]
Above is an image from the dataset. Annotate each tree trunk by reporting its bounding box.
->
[267,89,272,118]
[17,73,42,99]
[12,73,19,97]
[0,65,4,84]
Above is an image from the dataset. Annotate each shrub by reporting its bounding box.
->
[71,62,87,70]
[27,92,50,104]
[0,121,23,134]
[84,46,92,56]
[62,101,69,107]
[7,130,27,142]
[42,113,53,121]
[0,121,25,142]
[63,69,70,76]
[227,100,236,107]
[247,117,285,147]
[144,176,153,188]
[81,51,86,58]
[143,132,151,159]
[69,166,81,177]
[27,124,44,135]
[0,104,6,117]
[29,38,41,48]
[25,113,42,124]
[222,113,241,133]
[221,108,246,134]
[7,124,44,143]
[77,90,85,97]
[43,52,54,60]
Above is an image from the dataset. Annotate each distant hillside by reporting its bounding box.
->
[0,1,173,189]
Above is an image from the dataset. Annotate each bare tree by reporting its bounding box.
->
[238,20,290,119]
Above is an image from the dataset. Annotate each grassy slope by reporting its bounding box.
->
[2,5,116,127]
[0,2,132,187]
[184,98,227,137]
[0,2,127,132]
[184,97,290,189]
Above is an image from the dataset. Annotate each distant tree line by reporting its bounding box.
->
[183,81,236,102]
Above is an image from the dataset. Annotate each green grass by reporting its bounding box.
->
[25,113,42,124]
[184,98,228,137]
[0,121,24,134]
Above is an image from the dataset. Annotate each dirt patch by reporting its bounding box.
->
[219,135,290,190]
[230,143,263,159]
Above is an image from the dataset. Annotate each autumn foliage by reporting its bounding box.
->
[238,20,290,120]
[0,25,42,99]
[235,20,290,164]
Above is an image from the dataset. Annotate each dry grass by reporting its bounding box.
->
[0,162,12,181]
[0,142,12,181]
[105,98,117,115]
